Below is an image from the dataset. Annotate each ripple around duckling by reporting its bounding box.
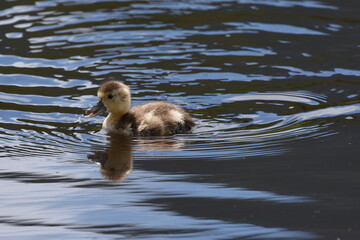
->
[2,88,358,161]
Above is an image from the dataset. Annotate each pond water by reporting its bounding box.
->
[1,0,360,239]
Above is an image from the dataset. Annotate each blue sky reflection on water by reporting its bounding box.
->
[0,163,318,239]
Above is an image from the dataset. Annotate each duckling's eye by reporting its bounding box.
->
[108,94,113,99]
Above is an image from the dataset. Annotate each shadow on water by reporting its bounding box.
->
[0,0,360,239]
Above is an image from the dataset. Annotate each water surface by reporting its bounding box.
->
[1,0,360,239]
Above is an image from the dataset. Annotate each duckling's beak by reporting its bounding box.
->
[86,100,106,117]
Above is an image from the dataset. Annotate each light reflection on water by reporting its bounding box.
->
[1,0,360,239]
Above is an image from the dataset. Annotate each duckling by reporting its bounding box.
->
[86,81,195,136]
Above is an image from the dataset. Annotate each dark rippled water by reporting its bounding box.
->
[1,0,360,239]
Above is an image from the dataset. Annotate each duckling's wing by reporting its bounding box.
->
[131,102,194,136]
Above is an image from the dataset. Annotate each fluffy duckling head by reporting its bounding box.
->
[87,81,131,117]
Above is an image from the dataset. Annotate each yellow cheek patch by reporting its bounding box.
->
[97,92,105,99]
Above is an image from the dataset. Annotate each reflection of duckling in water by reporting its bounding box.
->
[88,134,132,182]
[88,134,186,182]
[86,81,195,136]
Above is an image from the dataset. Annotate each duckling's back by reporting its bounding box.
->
[129,102,195,136]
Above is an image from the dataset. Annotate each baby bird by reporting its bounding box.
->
[86,81,195,136]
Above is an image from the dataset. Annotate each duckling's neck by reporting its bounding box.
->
[103,112,126,130]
